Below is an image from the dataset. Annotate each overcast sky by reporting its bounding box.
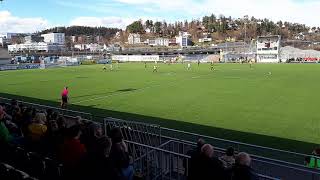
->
[0,0,319,35]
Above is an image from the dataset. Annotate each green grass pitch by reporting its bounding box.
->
[1,63,320,152]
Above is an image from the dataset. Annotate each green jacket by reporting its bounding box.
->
[0,122,12,143]
[307,157,320,169]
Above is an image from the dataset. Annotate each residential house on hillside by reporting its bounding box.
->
[169,39,178,46]
[74,43,103,52]
[199,32,212,43]
[128,33,141,44]
[294,33,305,40]
[146,37,169,46]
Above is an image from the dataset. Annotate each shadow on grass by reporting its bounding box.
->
[0,92,317,154]
[116,88,137,92]
[70,89,137,101]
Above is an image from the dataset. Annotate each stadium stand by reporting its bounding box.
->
[0,162,38,180]
[1,97,320,180]
[0,48,12,65]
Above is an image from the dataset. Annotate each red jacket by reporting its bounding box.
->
[59,138,86,168]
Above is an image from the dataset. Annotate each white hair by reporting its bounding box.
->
[236,152,251,166]
[201,144,214,158]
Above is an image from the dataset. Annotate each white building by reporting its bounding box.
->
[128,33,141,44]
[0,37,9,47]
[24,36,33,43]
[74,43,103,52]
[155,38,169,46]
[71,36,77,43]
[86,44,103,52]
[145,28,151,33]
[105,44,121,52]
[6,33,27,39]
[74,44,87,51]
[176,32,192,47]
[199,37,212,43]
[41,33,65,45]
[8,42,65,52]
[146,38,169,46]
[256,35,281,63]
[294,33,305,40]
[147,39,156,46]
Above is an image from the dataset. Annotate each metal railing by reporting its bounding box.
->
[0,96,93,121]
[160,139,320,180]
[126,140,281,180]
[160,127,313,165]
[101,117,319,167]
[1,97,320,179]
[126,140,189,180]
[104,117,162,147]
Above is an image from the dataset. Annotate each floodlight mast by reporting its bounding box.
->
[243,15,249,61]
[244,15,249,44]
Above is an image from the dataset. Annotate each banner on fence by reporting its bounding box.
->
[0,65,18,71]
[112,55,160,62]
[0,64,41,71]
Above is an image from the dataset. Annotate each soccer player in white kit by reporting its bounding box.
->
[110,63,114,71]
[187,63,191,70]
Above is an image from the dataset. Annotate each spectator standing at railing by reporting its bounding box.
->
[305,148,320,169]
[190,144,225,180]
[83,136,118,180]
[82,123,104,155]
[232,152,258,180]
[109,127,134,180]
[187,138,205,180]
[220,147,235,169]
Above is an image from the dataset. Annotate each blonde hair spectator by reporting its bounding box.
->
[33,113,47,124]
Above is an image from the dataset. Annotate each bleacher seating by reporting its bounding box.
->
[1,97,320,180]
[0,145,62,180]
[0,162,38,180]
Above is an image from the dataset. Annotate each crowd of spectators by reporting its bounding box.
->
[187,138,258,180]
[1,99,305,180]
[0,100,134,180]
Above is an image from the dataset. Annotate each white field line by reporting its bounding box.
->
[72,73,213,104]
